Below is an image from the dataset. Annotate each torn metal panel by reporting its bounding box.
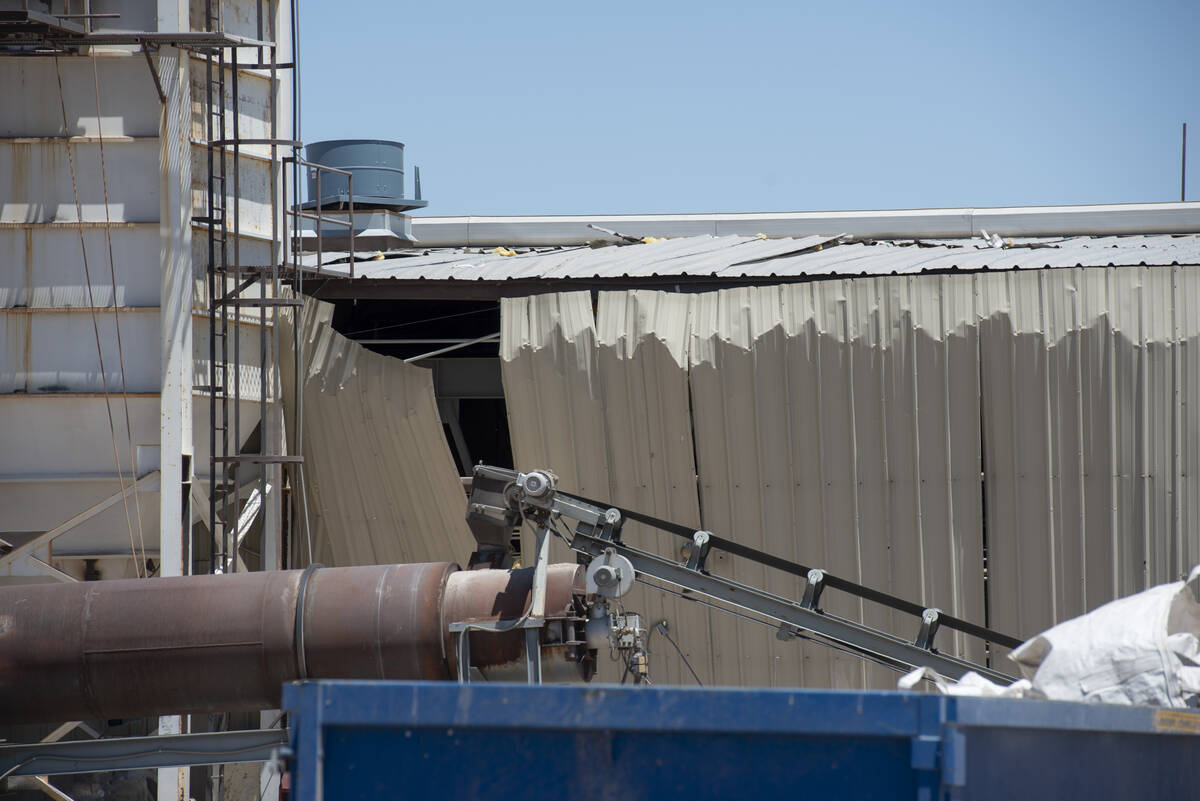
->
[978,266,1200,643]
[500,291,610,515]
[687,281,985,689]
[502,266,1200,688]
[280,299,475,568]
[595,290,710,687]
[500,291,712,684]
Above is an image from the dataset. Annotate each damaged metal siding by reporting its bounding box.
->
[281,299,476,568]
[501,291,713,684]
[500,265,1200,688]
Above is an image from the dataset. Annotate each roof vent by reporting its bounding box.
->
[303,139,428,212]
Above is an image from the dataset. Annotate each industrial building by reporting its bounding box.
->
[1,1,1200,798]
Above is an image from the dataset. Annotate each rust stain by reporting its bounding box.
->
[4,310,26,393]
[8,142,28,217]
[23,226,32,308]
[23,308,31,393]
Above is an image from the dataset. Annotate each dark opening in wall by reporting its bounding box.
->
[328,298,513,474]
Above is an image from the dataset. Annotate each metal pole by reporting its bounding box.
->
[1183,122,1188,202]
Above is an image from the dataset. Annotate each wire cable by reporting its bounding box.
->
[343,305,497,337]
[653,621,704,686]
[91,50,148,575]
[53,53,142,577]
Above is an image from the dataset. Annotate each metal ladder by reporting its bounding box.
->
[199,0,304,575]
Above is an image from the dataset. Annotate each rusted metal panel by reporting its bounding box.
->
[443,563,592,682]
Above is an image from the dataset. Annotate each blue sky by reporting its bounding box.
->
[301,0,1199,216]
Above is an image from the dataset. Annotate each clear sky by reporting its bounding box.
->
[300,0,1198,216]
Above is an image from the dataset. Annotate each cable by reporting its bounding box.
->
[91,50,148,576]
[53,54,142,578]
[653,621,703,686]
[343,306,497,337]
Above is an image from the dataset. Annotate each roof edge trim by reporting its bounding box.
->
[410,202,1200,247]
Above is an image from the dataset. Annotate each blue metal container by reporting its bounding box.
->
[284,681,1200,801]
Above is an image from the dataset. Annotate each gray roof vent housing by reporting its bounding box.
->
[303,139,428,212]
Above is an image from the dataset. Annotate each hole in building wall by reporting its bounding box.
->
[328,299,513,473]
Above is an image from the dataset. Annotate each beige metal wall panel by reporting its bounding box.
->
[1179,267,1200,575]
[501,267,1199,688]
[979,266,1200,643]
[690,286,821,688]
[0,224,162,308]
[500,292,610,566]
[500,291,712,685]
[0,394,159,476]
[687,282,984,689]
[594,290,712,686]
[280,299,475,568]
[0,57,161,138]
[0,308,160,393]
[0,139,161,223]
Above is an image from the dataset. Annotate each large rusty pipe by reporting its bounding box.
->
[0,563,590,725]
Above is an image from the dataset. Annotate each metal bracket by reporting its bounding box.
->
[140,43,167,105]
[914,609,942,651]
[685,530,711,571]
[800,569,827,611]
[449,526,551,685]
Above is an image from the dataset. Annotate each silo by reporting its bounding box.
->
[0,2,298,799]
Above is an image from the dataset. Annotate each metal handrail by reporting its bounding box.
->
[283,156,358,279]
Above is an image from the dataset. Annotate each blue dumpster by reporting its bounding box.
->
[284,681,1200,801]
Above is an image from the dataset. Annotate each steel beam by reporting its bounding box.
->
[0,472,161,570]
[0,730,288,779]
[572,532,1018,684]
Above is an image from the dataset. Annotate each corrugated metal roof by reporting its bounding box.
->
[280,299,477,568]
[311,234,1200,284]
[500,268,1200,689]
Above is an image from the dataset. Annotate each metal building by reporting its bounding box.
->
[303,209,1200,688]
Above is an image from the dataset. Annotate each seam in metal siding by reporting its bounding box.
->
[501,266,1199,688]
[501,291,711,684]
[979,266,1200,642]
[280,299,475,567]
[595,291,710,686]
